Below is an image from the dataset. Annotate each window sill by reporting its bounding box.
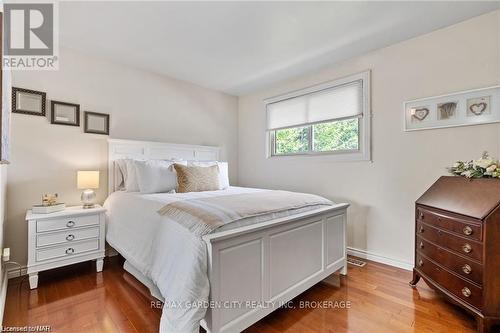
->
[267,150,371,162]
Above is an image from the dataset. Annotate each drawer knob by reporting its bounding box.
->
[461,287,471,298]
[419,242,424,249]
[66,234,75,241]
[462,264,472,275]
[66,220,75,228]
[418,259,424,267]
[462,244,472,254]
[65,248,75,255]
[463,226,473,236]
[419,226,424,233]
[419,211,424,219]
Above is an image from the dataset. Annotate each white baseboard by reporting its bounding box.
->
[5,248,412,281]
[6,249,118,280]
[0,269,8,325]
[347,247,413,271]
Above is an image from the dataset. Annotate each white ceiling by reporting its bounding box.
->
[59,1,500,96]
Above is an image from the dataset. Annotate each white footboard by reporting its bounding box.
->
[201,203,348,333]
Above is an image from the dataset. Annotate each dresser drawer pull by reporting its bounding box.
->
[462,244,472,254]
[66,234,75,241]
[461,287,471,298]
[418,259,424,267]
[66,220,75,228]
[419,211,424,220]
[419,242,424,249]
[462,264,472,275]
[463,226,473,236]
[419,226,424,233]
[65,248,75,255]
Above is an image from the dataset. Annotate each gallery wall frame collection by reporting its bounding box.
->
[84,111,110,135]
[403,85,500,131]
[11,87,110,135]
[51,100,80,127]
[12,87,46,117]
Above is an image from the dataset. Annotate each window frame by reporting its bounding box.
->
[265,70,371,161]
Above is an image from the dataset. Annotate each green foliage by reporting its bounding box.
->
[275,126,308,154]
[274,119,359,155]
[313,118,359,152]
[448,153,500,179]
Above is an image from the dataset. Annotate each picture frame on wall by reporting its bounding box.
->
[12,87,46,117]
[84,111,110,135]
[51,100,80,126]
[404,85,500,131]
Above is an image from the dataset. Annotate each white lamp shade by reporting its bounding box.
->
[77,171,100,189]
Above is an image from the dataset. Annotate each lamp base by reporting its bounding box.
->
[81,189,96,209]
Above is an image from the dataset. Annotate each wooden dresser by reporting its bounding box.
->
[410,176,500,332]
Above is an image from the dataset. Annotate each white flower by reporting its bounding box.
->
[474,158,494,169]
[486,165,497,173]
[461,170,473,178]
[453,162,461,168]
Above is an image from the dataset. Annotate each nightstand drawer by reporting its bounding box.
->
[36,214,99,233]
[36,227,99,248]
[36,239,99,262]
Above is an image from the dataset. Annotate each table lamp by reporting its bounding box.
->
[77,171,99,208]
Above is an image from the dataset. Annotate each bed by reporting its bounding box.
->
[105,139,349,333]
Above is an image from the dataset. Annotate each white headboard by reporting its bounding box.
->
[108,139,221,194]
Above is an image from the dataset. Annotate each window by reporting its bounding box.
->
[266,71,371,160]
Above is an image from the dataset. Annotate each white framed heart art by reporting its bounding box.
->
[467,96,490,117]
[404,85,500,131]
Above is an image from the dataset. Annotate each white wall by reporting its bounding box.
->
[0,165,7,323]
[6,47,238,266]
[238,10,500,268]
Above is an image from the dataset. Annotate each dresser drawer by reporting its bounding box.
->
[36,227,99,248]
[416,236,483,285]
[36,214,100,233]
[416,221,483,262]
[416,254,483,310]
[36,239,99,262]
[417,207,482,241]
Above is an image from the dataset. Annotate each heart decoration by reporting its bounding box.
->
[412,108,429,121]
[469,102,487,116]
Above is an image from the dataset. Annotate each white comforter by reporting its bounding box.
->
[104,187,328,333]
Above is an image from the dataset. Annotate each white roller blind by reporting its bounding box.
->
[267,80,363,130]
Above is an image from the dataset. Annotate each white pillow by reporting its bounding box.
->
[188,161,229,189]
[123,159,141,192]
[114,159,127,190]
[135,160,187,194]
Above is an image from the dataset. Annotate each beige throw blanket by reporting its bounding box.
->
[158,190,333,236]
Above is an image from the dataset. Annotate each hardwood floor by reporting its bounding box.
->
[4,256,497,333]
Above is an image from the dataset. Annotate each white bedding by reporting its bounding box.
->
[104,186,329,333]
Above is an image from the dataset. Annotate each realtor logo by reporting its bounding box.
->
[3,2,59,70]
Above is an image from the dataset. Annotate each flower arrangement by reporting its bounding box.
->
[448,152,500,179]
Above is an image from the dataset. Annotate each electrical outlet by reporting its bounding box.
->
[2,248,10,262]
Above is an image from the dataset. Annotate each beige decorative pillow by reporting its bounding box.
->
[174,164,220,193]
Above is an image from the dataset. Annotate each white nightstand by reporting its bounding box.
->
[26,205,106,289]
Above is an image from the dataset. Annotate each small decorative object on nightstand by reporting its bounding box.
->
[26,205,106,289]
[32,193,65,214]
[77,171,99,209]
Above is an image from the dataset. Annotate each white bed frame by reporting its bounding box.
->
[108,139,348,333]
